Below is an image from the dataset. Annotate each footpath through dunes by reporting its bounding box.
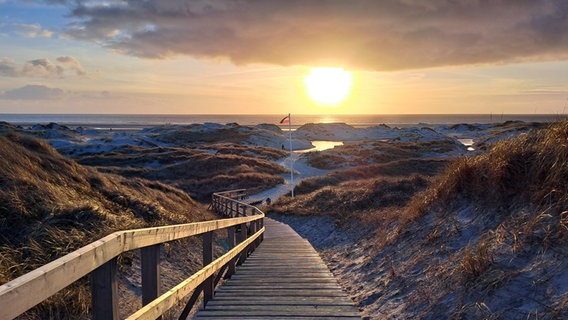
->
[195,218,361,319]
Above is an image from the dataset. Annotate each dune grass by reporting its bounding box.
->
[0,132,213,319]
[304,139,459,170]
[271,121,568,318]
[75,145,288,202]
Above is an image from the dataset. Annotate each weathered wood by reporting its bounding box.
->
[0,213,263,320]
[237,223,248,265]
[227,226,236,277]
[194,218,361,319]
[141,244,161,309]
[91,257,119,320]
[125,227,264,320]
[202,231,214,306]
[178,282,204,320]
[0,233,122,320]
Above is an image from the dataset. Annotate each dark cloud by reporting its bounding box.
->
[54,0,568,70]
[0,85,64,100]
[0,56,87,77]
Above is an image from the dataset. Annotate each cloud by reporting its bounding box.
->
[56,56,87,76]
[0,85,64,100]
[16,23,53,38]
[54,0,568,70]
[0,56,87,77]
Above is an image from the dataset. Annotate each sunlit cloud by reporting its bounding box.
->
[0,56,87,78]
[50,0,568,70]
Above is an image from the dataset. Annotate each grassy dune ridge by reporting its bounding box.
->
[74,144,288,201]
[0,132,214,319]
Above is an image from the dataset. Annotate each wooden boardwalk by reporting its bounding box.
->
[194,218,361,319]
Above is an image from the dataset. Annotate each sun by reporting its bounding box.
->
[304,67,353,106]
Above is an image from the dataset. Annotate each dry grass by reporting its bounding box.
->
[204,143,288,160]
[271,174,432,226]
[0,132,213,319]
[76,147,288,202]
[272,121,568,319]
[295,158,448,195]
[304,140,458,170]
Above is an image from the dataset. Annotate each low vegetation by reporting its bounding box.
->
[271,121,568,319]
[0,132,214,319]
[304,139,460,169]
[75,145,288,201]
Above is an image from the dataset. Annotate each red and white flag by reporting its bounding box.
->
[279,114,290,124]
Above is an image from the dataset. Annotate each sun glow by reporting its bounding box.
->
[304,68,353,106]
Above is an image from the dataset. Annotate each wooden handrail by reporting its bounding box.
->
[127,227,264,320]
[212,190,261,218]
[0,189,264,320]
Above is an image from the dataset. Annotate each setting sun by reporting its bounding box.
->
[304,68,353,106]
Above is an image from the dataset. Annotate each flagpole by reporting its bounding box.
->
[288,113,294,198]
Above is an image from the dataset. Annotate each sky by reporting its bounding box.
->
[1,0,568,115]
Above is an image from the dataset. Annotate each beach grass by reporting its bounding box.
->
[269,121,568,319]
[0,132,214,319]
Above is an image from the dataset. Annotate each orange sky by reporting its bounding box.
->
[1,1,568,115]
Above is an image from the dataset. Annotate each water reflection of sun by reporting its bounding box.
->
[304,68,353,106]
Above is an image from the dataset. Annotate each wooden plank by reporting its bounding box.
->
[195,317,360,320]
[207,298,356,306]
[201,305,360,312]
[195,310,361,317]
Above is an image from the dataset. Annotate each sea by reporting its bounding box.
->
[0,114,564,130]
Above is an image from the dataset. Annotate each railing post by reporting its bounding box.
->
[202,231,214,307]
[91,257,119,320]
[237,223,248,265]
[227,226,237,277]
[141,244,161,315]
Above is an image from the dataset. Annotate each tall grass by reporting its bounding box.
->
[0,132,212,318]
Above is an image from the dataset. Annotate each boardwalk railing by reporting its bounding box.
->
[0,189,264,320]
[212,189,259,218]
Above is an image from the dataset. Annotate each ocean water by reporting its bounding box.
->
[0,113,563,129]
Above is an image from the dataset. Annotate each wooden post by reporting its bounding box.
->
[141,244,161,310]
[249,220,257,253]
[91,257,119,320]
[259,217,264,242]
[227,226,236,277]
[237,223,248,265]
[202,231,214,307]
